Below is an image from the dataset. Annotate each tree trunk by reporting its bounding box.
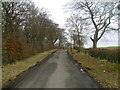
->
[73,39,75,49]
[93,40,97,48]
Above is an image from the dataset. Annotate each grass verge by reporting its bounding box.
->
[0,66,2,88]
[69,49,118,88]
[2,49,57,88]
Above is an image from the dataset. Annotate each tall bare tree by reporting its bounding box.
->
[2,1,65,64]
[67,1,118,48]
[66,14,86,49]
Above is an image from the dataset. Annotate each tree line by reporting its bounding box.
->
[2,1,65,64]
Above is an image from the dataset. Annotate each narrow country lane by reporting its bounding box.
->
[12,50,100,88]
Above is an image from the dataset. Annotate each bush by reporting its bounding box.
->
[2,47,9,64]
[5,35,23,63]
[85,48,120,63]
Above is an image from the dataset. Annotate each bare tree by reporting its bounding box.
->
[67,1,118,48]
[57,29,67,47]
[2,1,65,64]
[66,14,86,49]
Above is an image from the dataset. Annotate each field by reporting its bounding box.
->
[99,46,120,49]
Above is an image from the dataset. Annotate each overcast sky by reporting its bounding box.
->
[33,0,71,28]
[33,0,119,48]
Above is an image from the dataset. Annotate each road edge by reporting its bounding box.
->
[67,50,102,88]
[2,50,58,89]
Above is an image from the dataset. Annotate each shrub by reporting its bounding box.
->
[85,48,120,63]
[5,35,23,63]
[2,47,8,64]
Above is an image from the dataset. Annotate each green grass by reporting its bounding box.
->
[69,50,118,88]
[2,49,57,88]
[99,46,120,49]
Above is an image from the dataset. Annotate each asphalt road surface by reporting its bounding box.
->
[12,50,100,88]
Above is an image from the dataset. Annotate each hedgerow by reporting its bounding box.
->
[84,48,120,63]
